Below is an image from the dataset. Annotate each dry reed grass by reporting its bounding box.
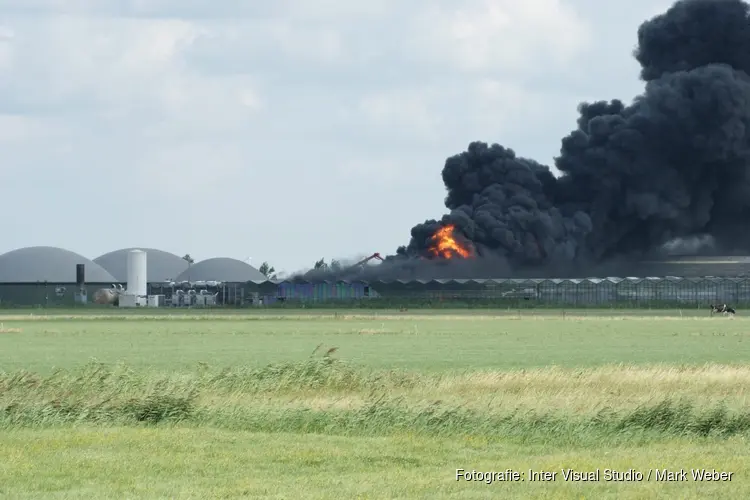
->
[423,364,750,413]
[191,363,750,417]
[2,359,749,438]
[0,323,22,333]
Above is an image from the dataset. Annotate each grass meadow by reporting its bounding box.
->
[0,308,748,498]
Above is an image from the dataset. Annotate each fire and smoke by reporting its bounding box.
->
[427,225,473,259]
[304,0,750,280]
[398,0,750,269]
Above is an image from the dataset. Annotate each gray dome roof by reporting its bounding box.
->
[0,246,117,283]
[174,257,266,282]
[94,248,189,282]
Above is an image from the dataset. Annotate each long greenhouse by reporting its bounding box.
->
[0,277,748,308]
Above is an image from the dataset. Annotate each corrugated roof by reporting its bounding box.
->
[242,276,750,286]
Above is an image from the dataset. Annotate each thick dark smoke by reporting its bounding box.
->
[301,0,750,281]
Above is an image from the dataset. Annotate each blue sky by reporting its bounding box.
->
[0,0,669,275]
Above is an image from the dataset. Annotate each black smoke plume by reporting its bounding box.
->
[302,0,750,281]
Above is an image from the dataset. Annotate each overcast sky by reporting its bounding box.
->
[0,0,671,274]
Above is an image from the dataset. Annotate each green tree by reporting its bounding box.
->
[259,261,277,279]
[312,258,344,273]
[182,254,194,281]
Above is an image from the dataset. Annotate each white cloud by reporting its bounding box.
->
[410,0,591,73]
[264,22,344,64]
[471,78,548,129]
[336,157,406,185]
[0,13,266,195]
[1,17,213,114]
[0,0,607,271]
[350,0,592,150]
[358,86,446,142]
[0,114,54,144]
[0,26,12,70]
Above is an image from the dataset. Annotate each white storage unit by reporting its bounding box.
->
[147,295,165,307]
[126,250,148,297]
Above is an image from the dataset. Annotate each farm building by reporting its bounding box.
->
[0,246,118,307]
[254,280,377,304]
[0,246,116,283]
[4,275,750,308]
[3,246,750,306]
[634,256,750,278]
[240,276,750,306]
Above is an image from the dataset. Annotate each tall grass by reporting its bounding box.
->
[2,351,749,442]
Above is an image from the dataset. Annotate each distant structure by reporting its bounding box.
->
[94,247,188,282]
[118,249,149,307]
[0,246,116,282]
[638,255,750,278]
[3,245,750,283]
[0,246,267,283]
[173,257,266,282]
[2,244,750,308]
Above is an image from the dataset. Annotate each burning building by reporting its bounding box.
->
[427,225,473,259]
[385,0,750,279]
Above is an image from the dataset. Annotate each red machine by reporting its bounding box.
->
[346,252,384,272]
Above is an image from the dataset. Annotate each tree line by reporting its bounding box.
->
[259,258,341,280]
[180,254,340,281]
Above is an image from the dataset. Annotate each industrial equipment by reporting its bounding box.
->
[74,263,87,304]
[147,295,165,307]
[345,252,384,273]
[194,289,218,307]
[94,284,124,305]
[170,287,219,307]
[93,250,154,307]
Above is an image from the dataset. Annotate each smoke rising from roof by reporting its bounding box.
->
[300,0,750,281]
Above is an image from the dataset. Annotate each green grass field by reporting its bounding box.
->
[0,309,748,499]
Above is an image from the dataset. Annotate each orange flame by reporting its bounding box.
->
[428,224,473,259]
